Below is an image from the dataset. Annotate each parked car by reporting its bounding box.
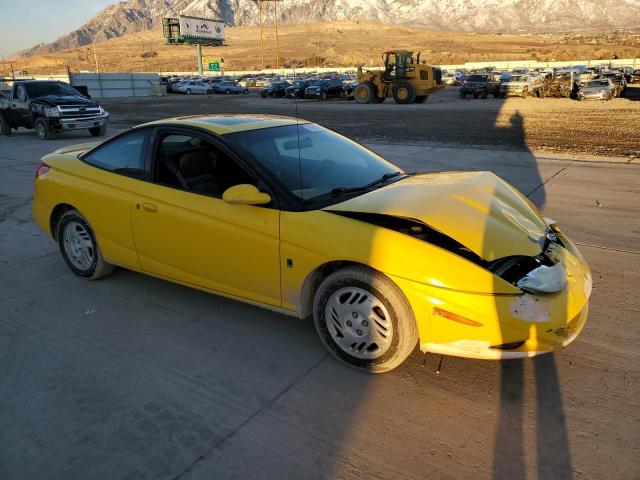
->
[285,80,314,98]
[0,80,108,140]
[32,114,591,372]
[260,81,291,98]
[540,73,578,98]
[577,78,615,101]
[597,72,626,97]
[442,72,456,85]
[304,79,345,99]
[175,81,212,95]
[459,74,500,98]
[212,81,249,95]
[499,74,544,98]
[629,69,640,85]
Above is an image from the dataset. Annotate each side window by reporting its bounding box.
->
[83,130,147,179]
[153,132,255,198]
[15,85,27,101]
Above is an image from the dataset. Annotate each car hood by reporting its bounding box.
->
[324,171,547,261]
[32,94,95,106]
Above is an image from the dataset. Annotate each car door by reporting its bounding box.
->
[131,127,282,307]
[9,85,30,127]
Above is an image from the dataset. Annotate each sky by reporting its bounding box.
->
[0,0,116,57]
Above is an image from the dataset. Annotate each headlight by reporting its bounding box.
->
[44,107,60,118]
[98,106,106,115]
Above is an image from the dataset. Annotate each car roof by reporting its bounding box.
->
[142,114,307,135]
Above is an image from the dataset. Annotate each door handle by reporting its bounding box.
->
[140,202,158,213]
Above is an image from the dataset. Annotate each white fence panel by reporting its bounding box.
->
[69,73,160,98]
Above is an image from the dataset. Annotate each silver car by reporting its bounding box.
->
[578,79,614,101]
[175,80,212,95]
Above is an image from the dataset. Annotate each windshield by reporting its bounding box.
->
[225,124,402,202]
[468,75,488,81]
[509,75,526,82]
[25,81,83,98]
[586,80,608,87]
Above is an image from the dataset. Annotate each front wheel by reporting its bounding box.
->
[35,117,58,140]
[89,125,107,137]
[57,209,114,280]
[313,266,418,373]
[354,82,375,104]
[186,89,192,95]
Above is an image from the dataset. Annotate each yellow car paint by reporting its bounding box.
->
[32,115,592,361]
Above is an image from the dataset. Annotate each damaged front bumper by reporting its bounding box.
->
[391,240,592,360]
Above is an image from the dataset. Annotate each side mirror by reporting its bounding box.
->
[222,184,271,206]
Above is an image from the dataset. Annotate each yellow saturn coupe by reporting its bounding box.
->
[32,115,592,372]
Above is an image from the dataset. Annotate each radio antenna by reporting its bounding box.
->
[294,69,303,197]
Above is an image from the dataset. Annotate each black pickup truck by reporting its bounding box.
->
[0,80,109,140]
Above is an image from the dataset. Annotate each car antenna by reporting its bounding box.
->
[294,69,303,197]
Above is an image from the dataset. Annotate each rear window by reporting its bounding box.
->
[83,130,147,179]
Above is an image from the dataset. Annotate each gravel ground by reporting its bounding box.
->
[101,85,640,159]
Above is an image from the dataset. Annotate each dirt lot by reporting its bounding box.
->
[0,91,639,480]
[102,85,640,159]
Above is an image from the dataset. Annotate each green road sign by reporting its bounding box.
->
[208,61,220,72]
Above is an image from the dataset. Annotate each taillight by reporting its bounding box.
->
[35,161,50,177]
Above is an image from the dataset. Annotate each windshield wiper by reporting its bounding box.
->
[330,171,405,196]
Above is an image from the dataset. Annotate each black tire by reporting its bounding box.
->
[354,82,375,104]
[459,91,466,99]
[521,88,528,98]
[473,92,479,99]
[225,89,230,95]
[0,112,11,136]
[321,90,328,100]
[186,89,192,95]
[206,89,213,95]
[392,82,416,104]
[313,266,418,373]
[260,92,267,98]
[414,95,427,103]
[88,125,107,137]
[35,117,58,140]
[480,91,488,99]
[56,209,114,280]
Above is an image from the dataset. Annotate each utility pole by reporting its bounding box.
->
[274,0,280,69]
[258,1,265,70]
[197,44,204,75]
[256,0,281,70]
[92,42,99,73]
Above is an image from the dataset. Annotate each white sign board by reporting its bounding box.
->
[179,16,224,40]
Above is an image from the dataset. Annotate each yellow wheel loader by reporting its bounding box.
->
[354,50,442,104]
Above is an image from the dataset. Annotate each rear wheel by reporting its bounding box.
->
[56,209,114,280]
[313,266,418,373]
[225,89,231,94]
[473,92,479,99]
[480,90,488,99]
[0,112,11,135]
[186,89,192,95]
[354,82,375,104]
[35,117,58,140]
[393,82,416,104]
[321,90,328,100]
[459,91,466,99]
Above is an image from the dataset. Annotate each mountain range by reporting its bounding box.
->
[19,0,640,56]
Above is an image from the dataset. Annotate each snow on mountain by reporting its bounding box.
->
[18,0,640,56]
